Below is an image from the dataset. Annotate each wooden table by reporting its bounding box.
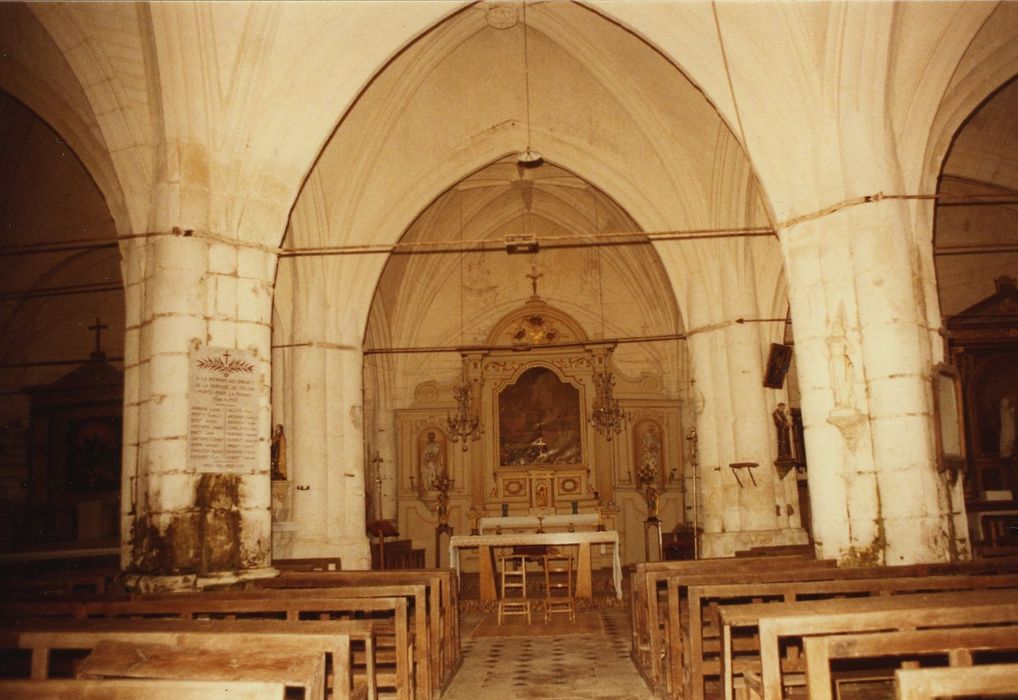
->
[78,640,326,700]
[449,531,622,600]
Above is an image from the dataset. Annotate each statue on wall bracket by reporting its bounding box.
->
[825,306,864,448]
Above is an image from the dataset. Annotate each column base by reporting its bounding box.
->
[275,534,372,569]
[123,566,279,593]
[700,527,810,558]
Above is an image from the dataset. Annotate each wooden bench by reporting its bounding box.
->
[0,595,408,700]
[135,584,431,700]
[78,640,325,699]
[629,555,825,688]
[0,568,120,599]
[680,571,1018,700]
[718,588,1018,700]
[257,569,460,691]
[652,556,1018,698]
[274,558,343,572]
[895,663,1018,699]
[0,617,369,700]
[803,626,1018,700]
[371,541,425,571]
[0,678,288,699]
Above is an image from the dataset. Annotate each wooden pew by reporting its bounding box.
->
[134,584,433,700]
[803,626,1018,700]
[0,595,409,700]
[0,678,288,699]
[0,568,120,598]
[77,640,325,700]
[371,541,425,571]
[629,554,825,687]
[895,663,1018,699]
[718,588,1018,700]
[655,556,1018,698]
[274,558,343,572]
[0,617,370,700]
[681,571,1018,700]
[257,569,460,691]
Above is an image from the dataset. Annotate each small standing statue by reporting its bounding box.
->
[637,424,661,522]
[421,431,443,489]
[271,424,287,480]
[772,403,792,460]
[431,469,454,525]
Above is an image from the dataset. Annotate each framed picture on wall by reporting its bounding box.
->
[932,363,965,481]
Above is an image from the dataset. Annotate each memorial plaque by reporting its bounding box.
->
[189,346,260,472]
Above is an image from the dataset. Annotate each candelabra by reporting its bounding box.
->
[446,358,481,450]
[589,366,626,439]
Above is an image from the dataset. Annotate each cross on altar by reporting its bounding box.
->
[526,266,543,297]
[88,316,107,356]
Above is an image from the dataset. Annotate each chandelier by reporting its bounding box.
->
[447,358,482,450]
[589,350,626,440]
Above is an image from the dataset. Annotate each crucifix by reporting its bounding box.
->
[88,316,108,357]
[526,265,543,297]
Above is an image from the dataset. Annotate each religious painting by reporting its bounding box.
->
[64,416,121,493]
[498,366,582,466]
[969,354,1018,460]
[762,343,793,389]
[417,428,448,491]
[932,363,965,479]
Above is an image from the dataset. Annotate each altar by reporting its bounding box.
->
[476,513,601,534]
[448,530,623,600]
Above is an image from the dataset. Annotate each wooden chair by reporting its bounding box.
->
[497,552,530,624]
[542,552,575,623]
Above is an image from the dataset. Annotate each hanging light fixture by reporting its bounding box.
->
[446,189,482,449]
[517,1,543,168]
[589,347,626,440]
[588,191,627,440]
[447,356,482,450]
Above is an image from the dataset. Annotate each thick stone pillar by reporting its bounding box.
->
[662,239,806,557]
[781,199,967,565]
[121,233,278,590]
[283,340,371,568]
[691,323,807,557]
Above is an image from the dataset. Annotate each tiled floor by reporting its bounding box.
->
[442,607,656,700]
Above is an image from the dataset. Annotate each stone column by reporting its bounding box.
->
[781,198,967,565]
[283,337,371,568]
[658,238,806,557]
[690,321,807,557]
[121,233,278,590]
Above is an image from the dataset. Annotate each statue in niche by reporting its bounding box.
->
[1001,395,1016,458]
[773,403,793,460]
[640,423,661,478]
[420,430,446,489]
[535,482,549,508]
[270,424,287,480]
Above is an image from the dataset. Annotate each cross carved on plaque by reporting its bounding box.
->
[88,316,107,356]
[526,266,543,297]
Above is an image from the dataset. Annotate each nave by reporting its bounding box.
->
[444,606,651,700]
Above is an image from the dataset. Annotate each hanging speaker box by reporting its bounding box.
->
[763,343,793,389]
